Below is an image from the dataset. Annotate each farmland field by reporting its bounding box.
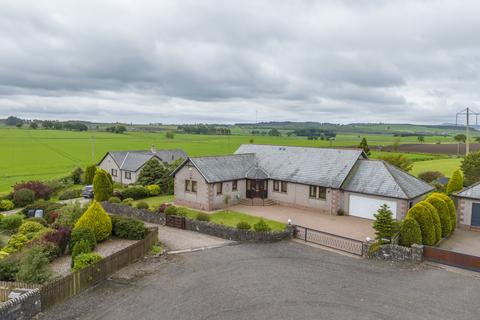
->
[0,127,461,193]
[411,158,462,178]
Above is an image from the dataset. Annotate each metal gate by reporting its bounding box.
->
[424,246,480,272]
[295,225,364,256]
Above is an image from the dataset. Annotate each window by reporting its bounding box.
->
[216,182,223,195]
[111,169,117,177]
[281,181,287,193]
[185,180,191,192]
[309,185,317,198]
[318,187,327,200]
[192,181,197,192]
[232,180,238,191]
[124,171,131,179]
[273,180,279,192]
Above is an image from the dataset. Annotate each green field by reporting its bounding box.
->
[411,158,462,178]
[0,127,462,193]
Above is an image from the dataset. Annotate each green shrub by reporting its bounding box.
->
[236,221,251,230]
[71,167,84,184]
[73,252,102,271]
[399,218,422,247]
[58,189,82,200]
[70,227,96,252]
[40,242,61,262]
[164,206,178,216]
[146,184,161,196]
[0,200,14,211]
[71,240,93,267]
[74,201,112,242]
[0,214,24,231]
[25,217,48,226]
[84,165,97,185]
[0,253,23,281]
[111,215,146,240]
[426,195,452,237]
[93,169,113,201]
[253,219,271,232]
[406,203,436,245]
[122,186,149,200]
[108,196,121,203]
[435,193,457,230]
[122,198,134,206]
[136,201,149,210]
[18,221,45,235]
[372,204,397,242]
[2,234,29,254]
[195,212,210,222]
[446,169,463,195]
[55,202,86,228]
[12,188,35,207]
[419,201,441,243]
[16,246,51,284]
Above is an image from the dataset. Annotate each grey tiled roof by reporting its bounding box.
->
[245,167,269,179]
[189,154,256,183]
[235,144,365,188]
[342,160,434,199]
[104,149,187,171]
[457,182,480,199]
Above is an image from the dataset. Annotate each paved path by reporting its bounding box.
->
[439,229,480,256]
[43,241,480,320]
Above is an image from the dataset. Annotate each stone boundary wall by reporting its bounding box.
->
[185,219,295,242]
[0,288,41,320]
[101,202,165,225]
[363,241,424,262]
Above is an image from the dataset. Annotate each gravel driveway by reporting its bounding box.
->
[42,241,480,320]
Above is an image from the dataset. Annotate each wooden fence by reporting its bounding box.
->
[0,281,38,302]
[424,246,480,272]
[40,226,158,310]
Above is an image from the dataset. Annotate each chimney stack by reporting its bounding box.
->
[151,144,156,154]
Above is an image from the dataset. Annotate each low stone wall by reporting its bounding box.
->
[185,219,295,242]
[101,202,165,225]
[0,287,41,320]
[364,241,424,262]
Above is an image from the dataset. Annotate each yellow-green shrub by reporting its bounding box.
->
[406,203,436,245]
[74,201,112,242]
[18,221,45,236]
[435,193,457,230]
[418,201,441,243]
[146,185,160,196]
[426,194,451,237]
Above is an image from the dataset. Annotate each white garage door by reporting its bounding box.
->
[349,195,397,220]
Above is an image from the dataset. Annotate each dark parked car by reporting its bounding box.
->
[82,185,94,199]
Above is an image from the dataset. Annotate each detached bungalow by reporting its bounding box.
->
[172,144,433,220]
[98,145,187,185]
[454,182,480,230]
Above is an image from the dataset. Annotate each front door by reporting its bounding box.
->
[246,179,267,198]
[471,203,480,227]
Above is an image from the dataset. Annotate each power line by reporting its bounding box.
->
[456,107,480,155]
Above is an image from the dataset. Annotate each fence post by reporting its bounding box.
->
[304,228,307,242]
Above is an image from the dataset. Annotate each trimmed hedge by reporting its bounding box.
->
[418,201,441,244]
[111,215,146,240]
[426,195,451,237]
[435,193,457,230]
[399,217,422,247]
[71,240,93,267]
[406,203,436,245]
[122,186,149,200]
[446,169,463,195]
[74,201,112,242]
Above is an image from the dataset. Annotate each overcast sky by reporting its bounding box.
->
[0,0,478,124]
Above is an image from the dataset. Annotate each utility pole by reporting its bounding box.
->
[91,135,95,162]
[456,107,480,155]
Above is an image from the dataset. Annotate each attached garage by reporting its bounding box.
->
[348,194,397,220]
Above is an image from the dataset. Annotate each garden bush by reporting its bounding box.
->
[0,253,23,281]
[55,201,86,227]
[0,214,24,232]
[16,246,52,284]
[253,219,271,232]
[435,193,457,230]
[12,188,35,207]
[0,199,14,211]
[18,221,45,236]
[2,233,29,254]
[146,184,161,196]
[419,201,442,243]
[164,205,178,216]
[108,196,121,203]
[71,240,93,267]
[136,201,149,210]
[158,203,170,213]
[93,169,113,201]
[195,212,210,222]
[122,198,134,206]
[58,189,82,200]
[84,165,97,185]
[399,218,422,247]
[72,252,102,271]
[71,167,84,184]
[13,181,53,200]
[70,227,96,252]
[236,221,251,230]
[74,201,112,242]
[38,242,61,262]
[446,169,463,195]
[426,194,452,237]
[26,217,48,226]
[44,227,71,256]
[122,186,149,200]
[113,189,124,200]
[406,203,436,245]
[111,215,146,240]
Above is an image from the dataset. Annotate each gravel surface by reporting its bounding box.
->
[42,241,480,320]
[49,238,137,276]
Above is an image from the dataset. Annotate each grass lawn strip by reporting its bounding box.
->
[132,195,174,208]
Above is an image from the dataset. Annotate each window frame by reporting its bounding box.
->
[232,180,238,191]
[273,180,280,192]
[309,185,317,198]
[185,180,192,192]
[111,169,118,177]
[216,182,223,195]
[124,171,131,180]
[318,187,327,200]
[280,181,288,193]
[192,181,197,193]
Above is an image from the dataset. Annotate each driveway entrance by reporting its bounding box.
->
[230,204,374,241]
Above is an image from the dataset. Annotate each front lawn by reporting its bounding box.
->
[179,207,286,231]
[133,195,174,208]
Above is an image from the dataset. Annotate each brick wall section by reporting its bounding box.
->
[100,202,165,225]
[0,288,41,320]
